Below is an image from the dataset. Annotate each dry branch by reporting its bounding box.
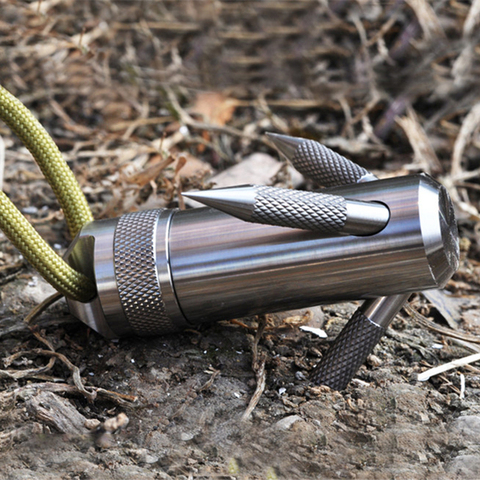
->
[417,353,480,382]
[464,0,480,37]
[405,304,480,346]
[406,0,445,40]
[451,103,480,177]
[241,315,268,422]
[396,108,441,174]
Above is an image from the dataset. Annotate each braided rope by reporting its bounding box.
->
[0,85,95,301]
[0,85,93,236]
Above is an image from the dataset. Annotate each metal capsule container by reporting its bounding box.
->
[66,173,459,339]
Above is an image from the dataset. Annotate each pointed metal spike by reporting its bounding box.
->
[182,186,256,221]
[266,132,305,160]
[289,139,376,187]
[184,185,389,236]
[267,132,377,186]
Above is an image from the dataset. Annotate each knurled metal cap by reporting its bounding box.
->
[114,209,182,336]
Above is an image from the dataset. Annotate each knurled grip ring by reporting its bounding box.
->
[114,209,178,336]
[311,310,386,390]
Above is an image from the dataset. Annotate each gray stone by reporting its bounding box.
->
[446,454,480,476]
[450,415,480,441]
[112,465,159,480]
[128,448,159,464]
[180,431,195,441]
[274,415,303,431]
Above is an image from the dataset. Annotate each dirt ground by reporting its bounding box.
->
[2,1,480,479]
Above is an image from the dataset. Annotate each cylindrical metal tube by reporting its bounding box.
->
[66,174,459,338]
[169,174,456,324]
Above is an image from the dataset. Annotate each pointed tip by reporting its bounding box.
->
[182,190,222,207]
[266,132,305,160]
[181,191,202,201]
[182,186,257,221]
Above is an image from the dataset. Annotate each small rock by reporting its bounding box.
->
[22,206,38,215]
[128,448,159,464]
[180,431,195,441]
[95,413,130,448]
[367,354,382,367]
[415,412,430,424]
[446,454,480,476]
[24,278,57,304]
[103,412,129,432]
[144,454,159,464]
[417,451,428,463]
[450,415,480,441]
[110,465,161,479]
[95,432,114,449]
[295,371,307,381]
[84,419,101,430]
[274,415,303,431]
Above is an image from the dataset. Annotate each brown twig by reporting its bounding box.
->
[0,292,100,401]
[3,349,96,402]
[405,303,480,345]
[241,315,268,422]
[24,291,63,326]
[7,382,137,406]
[0,357,56,380]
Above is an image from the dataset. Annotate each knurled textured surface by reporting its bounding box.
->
[252,186,347,233]
[114,209,177,336]
[311,310,386,390]
[292,140,370,187]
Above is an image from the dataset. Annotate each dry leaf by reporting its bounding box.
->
[125,155,174,187]
[174,155,187,177]
[422,289,472,330]
[171,152,213,179]
[191,92,238,126]
[102,101,133,123]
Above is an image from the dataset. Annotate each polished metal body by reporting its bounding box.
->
[66,173,459,339]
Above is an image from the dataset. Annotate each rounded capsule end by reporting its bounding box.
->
[419,175,459,288]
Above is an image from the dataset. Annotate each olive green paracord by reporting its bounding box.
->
[0,85,96,302]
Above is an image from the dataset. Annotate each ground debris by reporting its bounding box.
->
[95,412,130,448]
[25,390,89,436]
